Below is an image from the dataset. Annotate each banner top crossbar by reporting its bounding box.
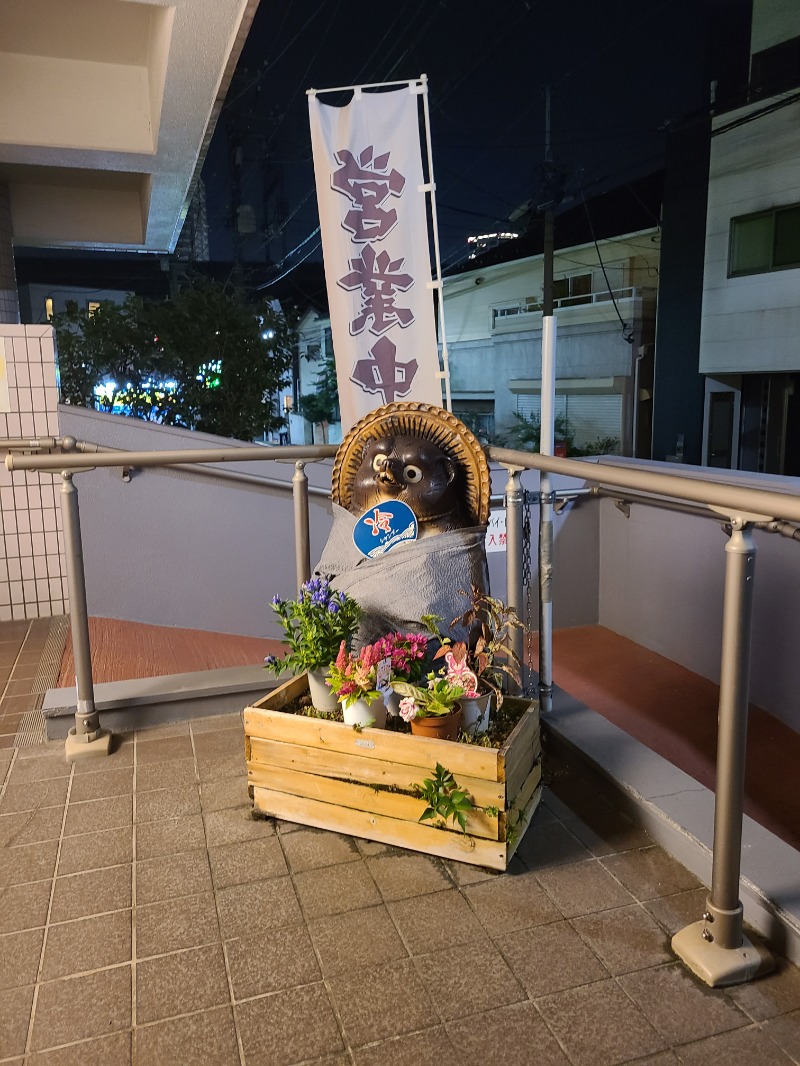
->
[308,74,426,98]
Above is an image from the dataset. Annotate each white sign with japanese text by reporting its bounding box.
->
[485,509,507,553]
[309,85,442,431]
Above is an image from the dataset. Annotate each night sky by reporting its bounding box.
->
[201,0,751,276]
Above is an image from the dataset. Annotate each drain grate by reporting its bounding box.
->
[29,615,70,695]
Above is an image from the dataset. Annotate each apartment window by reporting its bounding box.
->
[88,301,101,316]
[729,205,800,276]
[44,298,53,321]
[553,273,592,306]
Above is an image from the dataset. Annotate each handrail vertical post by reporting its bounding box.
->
[60,472,111,759]
[293,461,311,592]
[504,466,524,695]
[672,520,773,985]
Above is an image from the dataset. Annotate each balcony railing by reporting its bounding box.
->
[492,287,642,329]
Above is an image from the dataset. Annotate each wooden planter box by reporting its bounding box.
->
[243,674,542,870]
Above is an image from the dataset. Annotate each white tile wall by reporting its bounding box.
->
[0,326,67,621]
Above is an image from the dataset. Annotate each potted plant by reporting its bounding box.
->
[326,631,429,727]
[263,577,362,712]
[391,671,466,740]
[430,586,527,735]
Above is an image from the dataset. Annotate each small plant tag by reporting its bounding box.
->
[375,656,392,695]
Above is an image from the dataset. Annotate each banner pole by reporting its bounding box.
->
[419,73,451,411]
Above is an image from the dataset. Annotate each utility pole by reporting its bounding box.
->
[538,86,557,716]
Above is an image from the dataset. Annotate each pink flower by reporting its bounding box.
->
[399,697,418,722]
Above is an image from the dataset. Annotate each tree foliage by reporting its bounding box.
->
[299,350,340,443]
[52,279,296,441]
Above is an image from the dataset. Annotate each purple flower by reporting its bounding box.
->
[271,595,282,607]
[328,601,340,614]
[263,655,277,666]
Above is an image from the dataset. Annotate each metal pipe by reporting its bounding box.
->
[59,473,100,740]
[503,467,524,695]
[293,462,311,591]
[486,447,800,525]
[7,443,339,473]
[705,522,756,949]
[538,316,556,716]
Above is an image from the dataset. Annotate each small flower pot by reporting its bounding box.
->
[307,668,338,713]
[410,703,462,741]
[461,692,492,736]
[342,697,387,729]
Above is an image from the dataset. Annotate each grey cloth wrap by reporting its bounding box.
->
[315,504,490,646]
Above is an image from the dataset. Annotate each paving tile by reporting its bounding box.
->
[495,919,609,997]
[623,1054,682,1065]
[0,776,68,814]
[365,851,451,901]
[71,737,133,772]
[67,767,133,803]
[225,922,320,999]
[6,754,68,788]
[0,879,52,934]
[534,857,636,918]
[280,827,362,873]
[444,858,498,886]
[63,794,132,837]
[0,805,64,846]
[199,775,251,812]
[50,865,131,923]
[57,826,132,876]
[601,845,701,901]
[136,848,212,904]
[386,888,488,956]
[0,983,34,1059]
[293,860,382,920]
[197,753,247,782]
[135,784,201,824]
[135,721,190,740]
[0,837,58,887]
[536,977,667,1065]
[208,835,287,889]
[446,999,571,1066]
[135,814,206,859]
[203,806,276,847]
[41,910,131,981]
[136,757,197,792]
[135,734,194,765]
[192,727,245,760]
[675,1023,796,1065]
[725,959,800,1021]
[216,876,302,940]
[307,903,408,978]
[618,962,749,1045]
[136,892,220,958]
[327,957,438,1048]
[461,868,562,936]
[135,1006,239,1066]
[762,1008,800,1061]
[136,943,229,1024]
[27,1031,132,1065]
[570,903,672,975]
[642,888,709,936]
[30,965,131,1051]
[236,983,344,1066]
[414,940,526,1022]
[515,818,594,870]
[352,1027,460,1066]
[0,927,44,989]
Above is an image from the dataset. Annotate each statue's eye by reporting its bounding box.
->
[372,453,388,472]
[404,464,423,483]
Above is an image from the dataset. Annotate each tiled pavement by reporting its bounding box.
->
[1,716,800,1066]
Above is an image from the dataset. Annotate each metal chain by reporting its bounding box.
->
[522,488,535,695]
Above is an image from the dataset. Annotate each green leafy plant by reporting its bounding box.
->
[263,578,361,677]
[392,673,466,721]
[414,763,475,833]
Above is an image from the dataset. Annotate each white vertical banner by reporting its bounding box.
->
[308,83,442,431]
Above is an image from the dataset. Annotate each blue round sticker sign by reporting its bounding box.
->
[353,500,418,558]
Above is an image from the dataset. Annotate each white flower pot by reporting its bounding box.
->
[306,668,339,713]
[342,696,387,729]
[460,691,492,736]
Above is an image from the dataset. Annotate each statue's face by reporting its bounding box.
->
[350,435,457,518]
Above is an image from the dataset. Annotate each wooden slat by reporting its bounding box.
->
[244,705,500,781]
[247,736,504,810]
[248,763,499,840]
[504,706,541,801]
[247,672,308,712]
[252,786,507,870]
[506,781,543,863]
